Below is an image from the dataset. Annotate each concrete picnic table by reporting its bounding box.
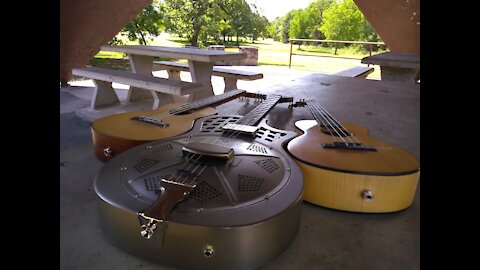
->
[361,51,420,83]
[100,45,247,103]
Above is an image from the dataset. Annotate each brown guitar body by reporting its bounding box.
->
[91,102,217,162]
[287,120,420,213]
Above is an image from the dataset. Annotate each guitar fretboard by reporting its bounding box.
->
[170,89,246,114]
[236,95,282,126]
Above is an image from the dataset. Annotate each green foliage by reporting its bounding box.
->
[161,0,269,46]
[270,0,333,43]
[307,0,334,39]
[249,12,269,42]
[113,0,379,49]
[320,0,380,44]
[269,0,380,47]
[217,0,251,45]
[164,0,221,46]
[107,36,124,46]
[289,9,309,39]
[121,2,163,45]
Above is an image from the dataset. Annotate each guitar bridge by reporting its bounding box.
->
[182,142,234,164]
[322,142,377,151]
[131,116,169,127]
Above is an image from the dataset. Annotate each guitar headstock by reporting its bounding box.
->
[238,93,305,110]
[290,99,307,108]
[279,97,307,109]
[241,92,267,102]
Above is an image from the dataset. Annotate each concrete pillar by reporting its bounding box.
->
[60,0,151,84]
[353,0,420,53]
[239,46,258,66]
[208,45,227,65]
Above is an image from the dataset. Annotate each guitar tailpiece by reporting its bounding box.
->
[138,214,166,240]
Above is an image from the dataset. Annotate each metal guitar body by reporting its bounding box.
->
[94,114,304,270]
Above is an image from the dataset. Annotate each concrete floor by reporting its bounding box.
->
[60,66,420,270]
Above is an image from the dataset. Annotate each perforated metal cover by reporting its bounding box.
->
[123,136,287,210]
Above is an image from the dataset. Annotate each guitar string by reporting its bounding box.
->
[171,95,280,186]
[307,100,345,140]
[309,100,392,150]
[310,100,354,143]
[138,89,246,120]
[315,103,364,145]
[307,100,361,145]
[163,95,280,187]
[142,95,281,222]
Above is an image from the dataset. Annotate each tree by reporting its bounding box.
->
[163,0,216,46]
[307,0,334,40]
[277,10,296,43]
[289,9,309,39]
[249,12,269,42]
[121,1,163,45]
[320,0,366,42]
[217,0,253,45]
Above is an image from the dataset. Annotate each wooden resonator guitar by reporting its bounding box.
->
[91,89,266,162]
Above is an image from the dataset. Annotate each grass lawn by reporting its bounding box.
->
[91,33,383,80]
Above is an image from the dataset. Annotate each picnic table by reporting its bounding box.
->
[100,45,247,103]
[361,51,420,83]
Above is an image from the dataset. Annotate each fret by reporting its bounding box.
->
[169,89,245,114]
[237,95,281,126]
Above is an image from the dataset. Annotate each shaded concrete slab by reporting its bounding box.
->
[60,67,419,270]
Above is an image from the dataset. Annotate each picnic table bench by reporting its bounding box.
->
[361,52,419,83]
[71,67,202,110]
[153,61,263,92]
[333,66,374,78]
[100,45,247,101]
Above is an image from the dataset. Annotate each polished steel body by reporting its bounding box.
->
[94,114,304,269]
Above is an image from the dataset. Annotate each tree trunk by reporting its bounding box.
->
[191,25,201,46]
[139,31,147,45]
[136,23,147,45]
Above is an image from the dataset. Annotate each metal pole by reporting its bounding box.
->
[289,41,293,69]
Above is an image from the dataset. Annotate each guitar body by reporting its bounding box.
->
[94,114,304,269]
[288,120,420,213]
[91,102,217,162]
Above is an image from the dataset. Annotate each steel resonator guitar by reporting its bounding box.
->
[94,95,304,269]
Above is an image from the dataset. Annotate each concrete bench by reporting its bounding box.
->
[72,67,202,110]
[334,66,374,78]
[153,61,263,92]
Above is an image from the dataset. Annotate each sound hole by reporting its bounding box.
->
[320,125,352,137]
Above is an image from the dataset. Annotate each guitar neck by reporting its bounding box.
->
[236,95,282,126]
[172,89,246,114]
